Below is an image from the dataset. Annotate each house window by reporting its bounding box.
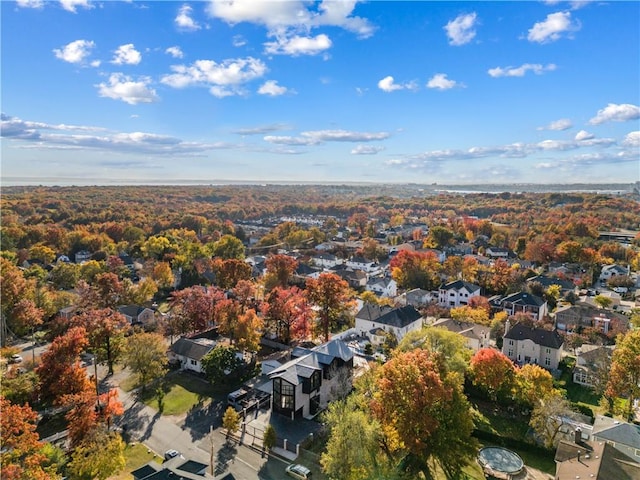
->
[508,349,513,357]
[545,357,551,366]
[517,354,521,361]
[273,378,295,412]
[509,340,514,346]
[545,348,551,354]
[190,359,197,365]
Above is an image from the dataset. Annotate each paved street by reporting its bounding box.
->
[104,371,296,480]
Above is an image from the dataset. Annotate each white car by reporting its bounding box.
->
[9,354,23,364]
[285,464,312,479]
[164,449,180,461]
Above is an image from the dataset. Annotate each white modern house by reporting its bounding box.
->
[355,303,423,344]
[438,280,481,308]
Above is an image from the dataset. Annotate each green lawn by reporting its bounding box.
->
[108,442,162,480]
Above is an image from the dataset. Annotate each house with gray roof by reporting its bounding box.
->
[431,318,490,352]
[169,337,216,374]
[493,291,548,321]
[438,279,481,307]
[366,276,398,298]
[269,339,353,419]
[117,304,155,326]
[501,321,564,370]
[132,456,211,479]
[355,303,423,344]
[592,415,640,461]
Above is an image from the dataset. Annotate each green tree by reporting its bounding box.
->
[427,226,454,249]
[222,407,241,438]
[397,327,471,377]
[66,430,125,480]
[201,345,243,384]
[211,234,245,260]
[594,294,613,309]
[321,396,382,480]
[263,424,277,452]
[122,332,167,390]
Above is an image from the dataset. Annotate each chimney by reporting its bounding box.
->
[504,318,511,334]
[575,427,582,444]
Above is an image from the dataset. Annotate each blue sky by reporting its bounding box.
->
[2,0,639,185]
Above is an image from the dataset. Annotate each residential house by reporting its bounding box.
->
[395,288,437,308]
[572,344,614,388]
[74,250,92,263]
[168,337,216,374]
[132,456,211,480]
[600,264,630,282]
[117,305,155,326]
[554,432,640,480]
[493,291,548,321]
[431,318,490,352]
[485,246,510,258]
[311,252,342,269]
[502,321,564,370]
[346,256,378,273]
[334,268,367,289]
[527,275,576,294]
[365,276,398,298]
[269,339,354,419]
[554,303,629,334]
[355,303,423,344]
[592,415,640,461]
[438,280,481,307]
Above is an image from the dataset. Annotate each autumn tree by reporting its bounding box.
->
[0,396,63,480]
[11,299,44,361]
[263,424,277,452]
[529,392,578,448]
[305,273,354,342]
[263,254,298,291]
[390,250,442,291]
[470,348,516,401]
[210,234,245,260]
[606,330,640,420]
[122,332,167,390]
[234,309,263,352]
[427,226,454,249]
[64,389,123,447]
[514,364,556,407]
[450,305,490,326]
[77,272,130,310]
[370,349,477,478]
[70,309,129,375]
[152,261,175,289]
[211,258,252,290]
[262,287,312,344]
[66,430,125,480]
[169,286,225,334]
[36,326,92,406]
[222,406,241,439]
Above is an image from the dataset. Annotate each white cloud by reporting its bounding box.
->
[265,129,390,146]
[96,73,159,105]
[426,73,463,90]
[589,103,640,125]
[53,39,95,64]
[112,44,142,65]
[622,131,640,147]
[59,0,92,13]
[264,34,332,56]
[175,4,201,31]
[488,63,557,77]
[90,60,101,68]
[165,46,184,59]
[377,76,417,93]
[206,0,374,38]
[527,11,580,43]
[444,12,478,46]
[538,118,572,131]
[16,0,44,8]
[258,80,290,96]
[232,35,247,47]
[233,124,290,135]
[161,57,267,97]
[351,145,385,155]
[575,130,594,141]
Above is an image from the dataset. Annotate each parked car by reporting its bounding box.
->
[285,464,312,479]
[9,354,23,364]
[164,449,181,461]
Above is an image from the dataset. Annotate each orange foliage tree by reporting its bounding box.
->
[470,348,516,400]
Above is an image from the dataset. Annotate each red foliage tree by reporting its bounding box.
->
[262,286,313,344]
[264,254,298,290]
[211,258,252,290]
[470,348,516,400]
[305,273,353,342]
[64,389,124,447]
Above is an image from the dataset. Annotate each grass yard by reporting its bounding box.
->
[108,442,162,480]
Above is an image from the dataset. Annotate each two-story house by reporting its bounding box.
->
[501,321,564,370]
[117,304,155,326]
[554,303,629,335]
[311,253,342,269]
[572,344,614,388]
[269,339,353,419]
[345,256,378,273]
[438,280,481,307]
[431,318,491,353]
[355,303,423,344]
[591,415,640,462]
[365,277,398,298]
[493,291,548,322]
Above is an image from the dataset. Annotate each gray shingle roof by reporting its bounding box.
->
[356,303,422,329]
[170,337,215,361]
[503,324,564,349]
[501,291,546,307]
[440,280,481,293]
